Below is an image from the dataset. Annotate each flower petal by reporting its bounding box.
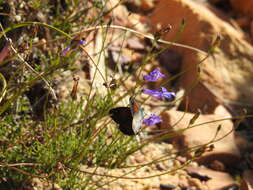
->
[142,87,175,101]
[142,88,163,98]
[143,69,165,82]
[78,40,87,45]
[61,38,87,56]
[143,114,162,126]
[61,46,70,56]
[161,87,176,100]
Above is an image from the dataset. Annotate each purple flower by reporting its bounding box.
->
[61,39,87,56]
[142,87,175,101]
[78,40,86,45]
[143,69,165,82]
[143,114,162,126]
[61,46,71,56]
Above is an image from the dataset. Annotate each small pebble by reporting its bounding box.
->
[156,163,166,171]
[14,15,22,22]
[189,162,198,167]
[160,184,176,190]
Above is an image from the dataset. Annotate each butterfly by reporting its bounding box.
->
[109,97,144,136]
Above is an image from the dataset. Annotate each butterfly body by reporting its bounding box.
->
[109,98,144,136]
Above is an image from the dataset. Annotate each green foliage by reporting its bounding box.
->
[0,91,140,187]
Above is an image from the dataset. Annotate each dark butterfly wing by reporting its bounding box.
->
[109,107,135,136]
[109,107,131,123]
[117,122,135,136]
